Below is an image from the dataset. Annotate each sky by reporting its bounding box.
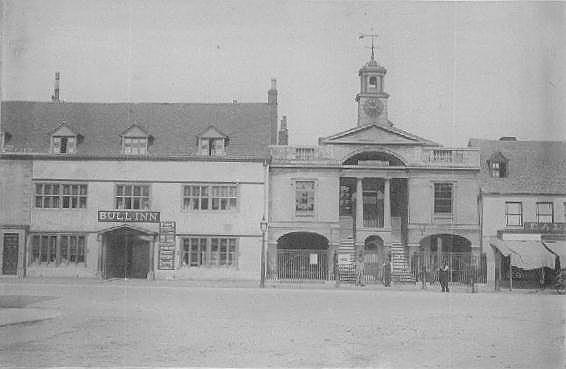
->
[2,0,565,146]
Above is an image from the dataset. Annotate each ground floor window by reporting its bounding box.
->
[181,237,238,267]
[30,234,86,266]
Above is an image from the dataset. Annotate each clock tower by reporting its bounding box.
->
[355,50,390,127]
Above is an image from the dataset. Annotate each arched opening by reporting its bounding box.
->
[275,232,329,280]
[416,234,477,284]
[100,225,155,279]
[363,235,387,282]
[343,151,405,166]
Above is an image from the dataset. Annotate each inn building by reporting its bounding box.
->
[0,79,280,280]
[266,54,484,284]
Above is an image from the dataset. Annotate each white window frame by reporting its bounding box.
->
[51,135,76,154]
[505,202,523,227]
[536,202,554,224]
[182,184,239,211]
[34,183,88,209]
[433,183,453,215]
[115,184,151,210]
[198,138,226,156]
[30,233,86,266]
[122,137,148,155]
[181,237,238,268]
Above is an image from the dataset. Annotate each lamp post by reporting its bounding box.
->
[259,216,268,288]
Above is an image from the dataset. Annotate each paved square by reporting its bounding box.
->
[0,280,564,368]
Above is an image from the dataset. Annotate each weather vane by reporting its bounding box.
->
[359,31,379,60]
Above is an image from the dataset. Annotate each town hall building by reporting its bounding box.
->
[266,53,484,284]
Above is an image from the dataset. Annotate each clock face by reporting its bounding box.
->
[363,98,384,117]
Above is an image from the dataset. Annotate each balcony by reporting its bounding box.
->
[420,148,479,168]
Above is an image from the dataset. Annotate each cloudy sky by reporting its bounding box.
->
[2,0,565,146]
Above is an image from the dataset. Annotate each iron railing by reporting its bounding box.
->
[268,249,329,281]
[410,252,487,285]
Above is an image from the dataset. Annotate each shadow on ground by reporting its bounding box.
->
[0,295,58,308]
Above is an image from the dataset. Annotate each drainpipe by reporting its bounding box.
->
[263,158,270,281]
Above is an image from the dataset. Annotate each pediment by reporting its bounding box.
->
[121,124,149,137]
[197,125,227,138]
[320,124,437,146]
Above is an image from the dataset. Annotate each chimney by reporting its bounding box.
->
[278,115,288,145]
[51,72,60,102]
[268,78,277,105]
[499,136,517,141]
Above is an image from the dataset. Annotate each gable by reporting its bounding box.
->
[51,124,76,137]
[320,124,435,146]
[197,125,227,139]
[121,124,149,137]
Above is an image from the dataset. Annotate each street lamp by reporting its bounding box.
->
[259,216,268,288]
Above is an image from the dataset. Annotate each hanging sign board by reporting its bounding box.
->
[158,221,176,270]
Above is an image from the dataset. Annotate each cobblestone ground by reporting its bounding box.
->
[0,280,564,368]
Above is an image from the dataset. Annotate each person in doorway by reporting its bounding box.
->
[439,263,450,292]
[383,255,392,287]
[355,252,365,287]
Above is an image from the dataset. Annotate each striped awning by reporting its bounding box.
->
[543,241,566,264]
[490,238,556,270]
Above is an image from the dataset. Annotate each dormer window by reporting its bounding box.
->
[487,152,508,178]
[50,123,78,154]
[197,125,228,157]
[121,124,150,155]
[123,137,148,154]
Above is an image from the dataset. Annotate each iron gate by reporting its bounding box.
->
[269,249,329,280]
[410,252,487,285]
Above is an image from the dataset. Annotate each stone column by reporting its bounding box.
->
[437,236,442,268]
[356,178,364,230]
[383,178,391,230]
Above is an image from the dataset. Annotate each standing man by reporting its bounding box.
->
[383,255,392,287]
[439,263,450,292]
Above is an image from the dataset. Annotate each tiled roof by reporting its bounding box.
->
[468,138,566,194]
[1,101,275,159]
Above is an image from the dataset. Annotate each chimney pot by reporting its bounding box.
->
[270,78,277,90]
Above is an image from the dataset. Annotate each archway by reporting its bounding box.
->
[418,234,474,284]
[276,232,329,280]
[363,235,386,282]
[100,225,155,279]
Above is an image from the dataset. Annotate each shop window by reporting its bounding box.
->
[115,184,150,209]
[35,183,87,209]
[182,237,237,267]
[505,202,523,226]
[30,234,86,265]
[295,180,315,217]
[536,202,554,223]
[434,183,453,214]
[182,184,238,211]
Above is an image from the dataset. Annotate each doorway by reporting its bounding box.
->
[2,233,19,275]
[103,229,151,279]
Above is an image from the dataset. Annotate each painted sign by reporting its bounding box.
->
[98,210,160,223]
[159,221,176,243]
[524,222,566,234]
[309,253,318,265]
[158,221,176,270]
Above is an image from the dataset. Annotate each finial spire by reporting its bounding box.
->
[359,32,379,61]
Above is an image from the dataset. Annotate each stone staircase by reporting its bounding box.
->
[391,242,415,283]
[337,216,356,282]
